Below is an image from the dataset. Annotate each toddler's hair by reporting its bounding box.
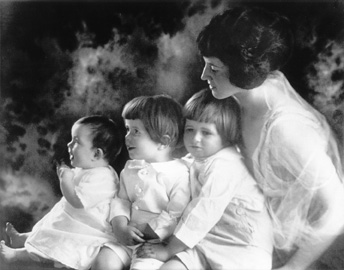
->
[75,115,123,163]
[184,89,241,146]
[122,95,184,148]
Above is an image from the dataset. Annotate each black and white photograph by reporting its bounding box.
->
[1,0,344,269]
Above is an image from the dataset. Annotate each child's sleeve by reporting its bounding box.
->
[174,158,243,248]
[74,168,118,209]
[109,169,131,221]
[148,168,191,240]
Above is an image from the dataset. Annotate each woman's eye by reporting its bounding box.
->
[210,66,218,73]
[185,128,193,133]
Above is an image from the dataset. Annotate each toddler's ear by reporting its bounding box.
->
[159,135,172,149]
[94,148,105,160]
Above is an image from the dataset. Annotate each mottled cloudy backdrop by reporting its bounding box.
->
[1,0,344,243]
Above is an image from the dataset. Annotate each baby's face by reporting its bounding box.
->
[183,119,225,160]
[67,124,95,169]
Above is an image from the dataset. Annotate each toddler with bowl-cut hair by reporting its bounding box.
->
[92,95,190,270]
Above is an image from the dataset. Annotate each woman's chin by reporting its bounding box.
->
[211,89,230,100]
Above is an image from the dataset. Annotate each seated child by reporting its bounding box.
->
[137,89,274,269]
[92,95,190,270]
[1,115,124,270]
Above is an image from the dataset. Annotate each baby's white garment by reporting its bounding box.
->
[175,147,273,269]
[25,166,118,270]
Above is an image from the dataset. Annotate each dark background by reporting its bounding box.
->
[1,0,343,255]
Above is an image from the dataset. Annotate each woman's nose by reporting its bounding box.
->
[201,65,210,81]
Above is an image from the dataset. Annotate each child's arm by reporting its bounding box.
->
[57,163,83,208]
[111,216,145,246]
[145,170,191,241]
[140,157,242,260]
[131,223,160,240]
[137,235,188,262]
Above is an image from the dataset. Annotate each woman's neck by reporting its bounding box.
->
[234,86,269,119]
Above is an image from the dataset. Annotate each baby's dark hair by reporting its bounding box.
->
[122,95,184,148]
[75,115,123,163]
[197,6,294,89]
[184,89,241,146]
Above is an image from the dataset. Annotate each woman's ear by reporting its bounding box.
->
[159,135,172,150]
[94,148,105,160]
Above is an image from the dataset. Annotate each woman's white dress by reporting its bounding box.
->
[25,166,118,270]
[247,71,344,264]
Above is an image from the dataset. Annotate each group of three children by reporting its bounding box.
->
[0,88,273,270]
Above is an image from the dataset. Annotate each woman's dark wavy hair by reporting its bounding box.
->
[197,6,294,89]
[76,115,124,164]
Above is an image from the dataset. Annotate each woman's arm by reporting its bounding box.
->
[275,180,344,270]
[269,120,344,270]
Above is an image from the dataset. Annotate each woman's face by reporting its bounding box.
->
[201,56,242,99]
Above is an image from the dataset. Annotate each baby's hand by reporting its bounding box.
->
[136,243,170,262]
[117,225,145,246]
[56,162,74,180]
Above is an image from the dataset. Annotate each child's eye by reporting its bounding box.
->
[202,131,212,136]
[184,128,194,133]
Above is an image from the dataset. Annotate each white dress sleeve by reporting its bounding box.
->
[74,167,118,209]
[174,158,243,248]
[263,115,343,250]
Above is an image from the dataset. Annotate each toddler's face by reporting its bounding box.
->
[183,119,225,160]
[67,124,95,169]
[124,119,161,163]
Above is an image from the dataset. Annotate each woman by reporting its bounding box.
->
[196,6,344,270]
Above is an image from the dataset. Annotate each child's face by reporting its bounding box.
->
[67,124,96,169]
[124,119,161,163]
[183,119,225,160]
